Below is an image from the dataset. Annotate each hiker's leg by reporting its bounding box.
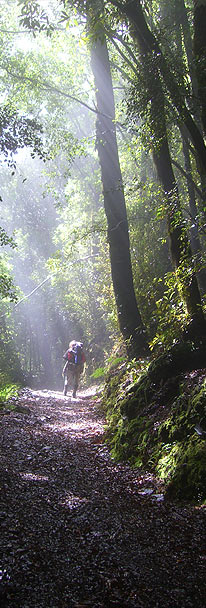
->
[73,369,80,398]
[63,362,69,395]
[63,373,67,395]
[63,376,67,395]
[64,367,74,396]
[73,378,78,398]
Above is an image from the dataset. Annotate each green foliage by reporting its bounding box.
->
[0,274,18,301]
[91,366,105,379]
[91,355,126,382]
[18,0,54,36]
[150,268,191,352]
[107,355,126,367]
[0,253,18,302]
[0,104,48,169]
[0,372,19,406]
[0,227,17,249]
[0,225,18,302]
[0,0,205,389]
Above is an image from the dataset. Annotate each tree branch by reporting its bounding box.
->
[172,159,205,200]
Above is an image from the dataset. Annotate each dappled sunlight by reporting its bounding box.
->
[18,471,88,510]
[19,472,49,482]
[28,389,67,401]
[0,0,206,604]
[20,388,105,441]
[30,388,99,401]
[45,418,104,439]
[14,388,105,450]
[1,387,206,608]
[59,493,89,510]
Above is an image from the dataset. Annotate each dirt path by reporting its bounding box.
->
[0,388,205,608]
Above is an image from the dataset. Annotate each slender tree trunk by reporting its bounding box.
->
[162,0,206,207]
[177,0,200,120]
[121,2,206,332]
[86,1,149,357]
[193,0,206,136]
[171,0,206,294]
[110,0,206,173]
[181,134,206,295]
[177,0,206,229]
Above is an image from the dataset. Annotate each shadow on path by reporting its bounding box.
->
[0,388,206,607]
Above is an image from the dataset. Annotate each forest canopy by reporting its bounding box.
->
[1,0,206,391]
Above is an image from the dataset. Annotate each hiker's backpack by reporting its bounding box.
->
[72,342,83,365]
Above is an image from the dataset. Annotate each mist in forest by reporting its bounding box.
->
[1,132,80,381]
[0,0,182,390]
[0,0,120,391]
[1,118,109,390]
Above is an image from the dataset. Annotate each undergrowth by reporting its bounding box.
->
[0,372,19,407]
[102,341,206,503]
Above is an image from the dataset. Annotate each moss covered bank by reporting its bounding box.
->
[102,340,206,502]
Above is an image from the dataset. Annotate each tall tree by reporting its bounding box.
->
[106,0,206,335]
[86,0,149,357]
[193,0,206,136]
[108,0,206,173]
[7,0,149,357]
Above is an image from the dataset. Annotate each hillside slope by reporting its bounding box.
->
[103,340,206,502]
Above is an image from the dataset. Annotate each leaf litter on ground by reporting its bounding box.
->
[0,387,205,607]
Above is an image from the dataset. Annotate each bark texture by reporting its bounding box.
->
[87,2,149,356]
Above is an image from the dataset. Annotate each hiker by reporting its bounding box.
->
[62,340,86,398]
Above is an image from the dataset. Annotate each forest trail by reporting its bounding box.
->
[0,389,206,608]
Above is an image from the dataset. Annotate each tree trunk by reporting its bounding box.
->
[181,134,206,295]
[193,0,206,136]
[110,0,206,174]
[164,0,206,294]
[121,1,206,332]
[179,0,206,217]
[177,0,200,121]
[86,1,149,357]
